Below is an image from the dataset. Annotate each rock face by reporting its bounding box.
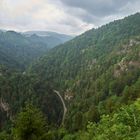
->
[113,38,140,78]
[64,89,74,101]
[0,98,10,117]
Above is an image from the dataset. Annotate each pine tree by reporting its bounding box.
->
[12,104,48,140]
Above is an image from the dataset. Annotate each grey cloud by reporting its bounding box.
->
[60,0,139,17]
[58,0,140,28]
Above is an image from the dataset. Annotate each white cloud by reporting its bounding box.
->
[0,0,93,35]
[0,0,139,35]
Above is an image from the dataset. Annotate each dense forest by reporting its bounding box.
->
[0,66,63,128]
[0,13,140,140]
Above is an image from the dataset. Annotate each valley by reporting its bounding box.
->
[0,13,140,140]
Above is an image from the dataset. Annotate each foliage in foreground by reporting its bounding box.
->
[62,99,140,140]
[1,99,140,140]
[12,104,48,140]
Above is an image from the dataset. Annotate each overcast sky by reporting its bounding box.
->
[0,0,140,35]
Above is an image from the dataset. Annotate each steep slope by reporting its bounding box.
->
[30,13,140,131]
[31,13,140,87]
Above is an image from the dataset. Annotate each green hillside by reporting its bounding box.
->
[30,13,140,131]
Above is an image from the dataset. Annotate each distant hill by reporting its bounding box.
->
[0,30,73,70]
[24,31,73,43]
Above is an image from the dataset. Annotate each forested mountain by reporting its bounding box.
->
[0,30,72,70]
[30,13,140,132]
[0,13,140,140]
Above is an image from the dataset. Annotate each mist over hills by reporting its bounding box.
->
[24,31,73,43]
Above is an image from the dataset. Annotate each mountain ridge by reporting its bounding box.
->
[23,30,73,43]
